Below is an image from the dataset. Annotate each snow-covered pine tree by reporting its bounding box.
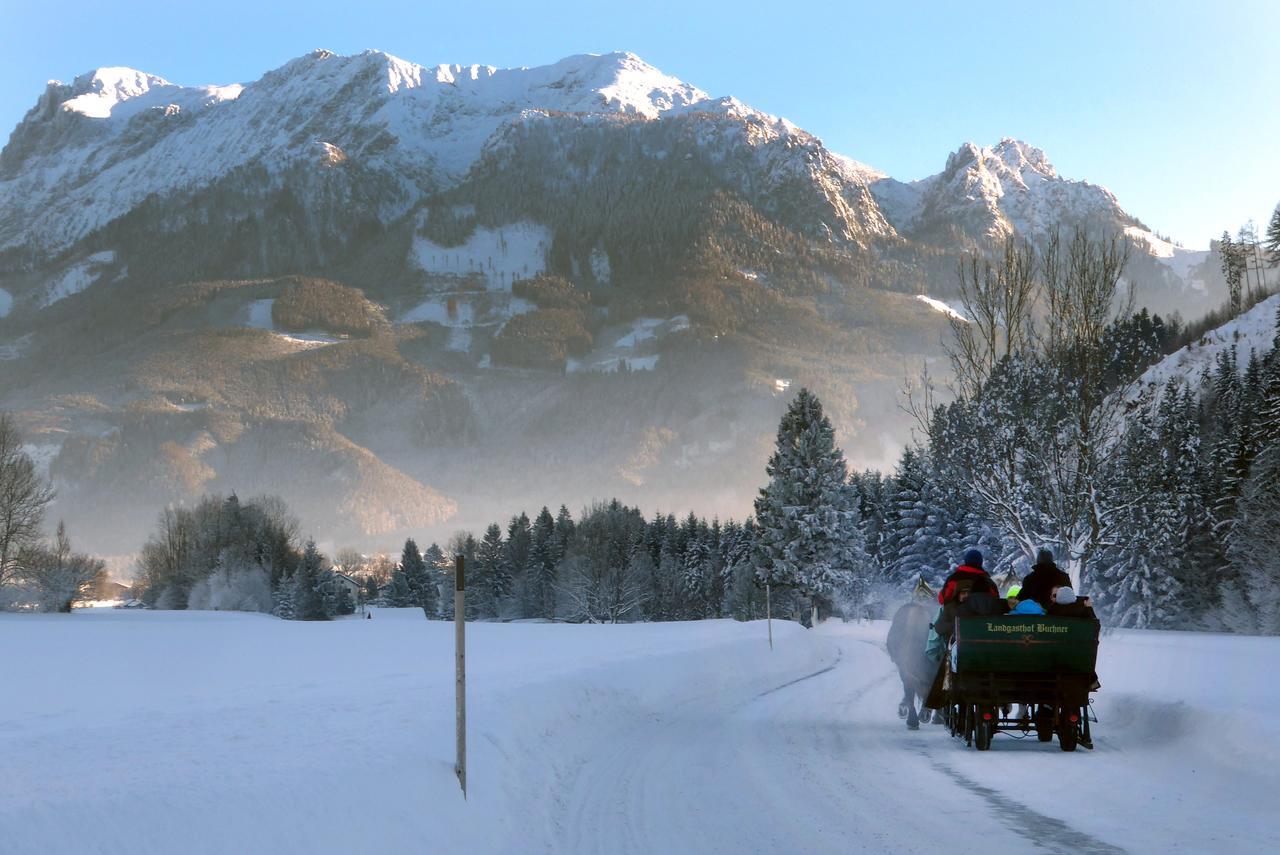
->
[705,518,726,618]
[272,572,297,620]
[527,508,557,619]
[294,540,328,620]
[1222,444,1280,633]
[752,388,862,625]
[505,512,532,617]
[400,538,434,617]
[849,469,890,585]
[475,523,508,618]
[422,542,448,618]
[553,505,575,558]
[679,526,711,619]
[1097,395,1182,627]
[1266,205,1280,263]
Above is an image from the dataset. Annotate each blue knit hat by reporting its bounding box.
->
[963,549,984,569]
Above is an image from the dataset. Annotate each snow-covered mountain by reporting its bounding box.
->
[1,50,1203,273]
[0,50,895,260]
[870,139,1132,241]
[0,49,1226,554]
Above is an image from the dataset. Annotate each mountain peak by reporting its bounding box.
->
[61,66,172,118]
[990,137,1056,179]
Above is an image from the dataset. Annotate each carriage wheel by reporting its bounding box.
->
[974,706,994,751]
[1057,706,1079,752]
[1035,705,1054,743]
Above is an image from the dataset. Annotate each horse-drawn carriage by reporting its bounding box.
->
[941,615,1099,751]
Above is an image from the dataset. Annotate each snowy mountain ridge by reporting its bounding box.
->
[2,49,1192,268]
[0,50,726,255]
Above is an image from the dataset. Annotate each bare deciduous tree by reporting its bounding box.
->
[935,228,1137,587]
[0,413,55,588]
[948,237,1039,399]
[19,521,107,612]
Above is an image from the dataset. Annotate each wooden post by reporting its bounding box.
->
[766,583,773,651]
[454,554,466,798]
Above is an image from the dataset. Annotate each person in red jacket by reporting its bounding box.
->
[938,549,1000,605]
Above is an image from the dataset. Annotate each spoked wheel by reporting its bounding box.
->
[1057,705,1080,752]
[974,706,995,751]
[1035,704,1055,742]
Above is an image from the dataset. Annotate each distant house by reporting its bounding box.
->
[334,572,362,603]
[774,378,792,393]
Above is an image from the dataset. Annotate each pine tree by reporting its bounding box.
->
[527,507,557,618]
[751,388,862,624]
[422,542,448,618]
[385,570,412,608]
[294,540,328,620]
[680,527,711,619]
[1097,398,1182,627]
[505,513,532,617]
[553,505,576,557]
[474,523,508,618]
[1223,444,1280,633]
[271,572,297,620]
[1221,231,1244,314]
[1265,205,1280,265]
[400,539,435,617]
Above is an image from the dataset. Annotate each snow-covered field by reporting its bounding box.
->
[411,222,550,288]
[2,611,1275,854]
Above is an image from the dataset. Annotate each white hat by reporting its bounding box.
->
[1055,586,1077,605]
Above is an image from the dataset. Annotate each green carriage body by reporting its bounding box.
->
[953,615,1099,675]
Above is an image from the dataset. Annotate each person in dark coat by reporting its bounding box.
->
[933,550,1003,642]
[938,549,999,605]
[1017,548,1072,610]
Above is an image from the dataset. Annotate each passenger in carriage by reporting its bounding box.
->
[938,549,1000,605]
[1047,586,1102,692]
[1009,598,1046,616]
[1017,548,1072,610]
[1046,586,1098,621]
[930,550,1006,647]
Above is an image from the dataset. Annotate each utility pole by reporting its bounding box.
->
[454,554,466,798]
[766,582,773,650]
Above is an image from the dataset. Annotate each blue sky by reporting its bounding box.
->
[2,0,1276,247]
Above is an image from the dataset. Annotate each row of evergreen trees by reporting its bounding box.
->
[853,235,1280,631]
[369,506,768,624]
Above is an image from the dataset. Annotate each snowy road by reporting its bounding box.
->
[550,631,1123,855]
[2,612,1276,853]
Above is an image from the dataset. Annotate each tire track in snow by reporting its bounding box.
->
[754,650,843,698]
[932,761,1127,855]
